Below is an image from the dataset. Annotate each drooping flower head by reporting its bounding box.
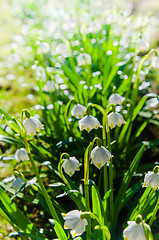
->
[43,80,55,92]
[23,116,42,136]
[90,146,112,169]
[107,112,125,129]
[62,157,82,177]
[12,177,25,190]
[71,104,86,119]
[137,38,149,52]
[63,210,88,238]
[123,215,151,240]
[151,56,159,69]
[108,93,125,106]
[15,148,29,162]
[143,166,159,190]
[79,115,102,132]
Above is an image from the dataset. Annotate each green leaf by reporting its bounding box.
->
[114,145,145,226]
[9,232,48,240]
[50,219,68,240]
[92,185,104,223]
[91,185,106,240]
[0,186,39,235]
[0,135,20,144]
[132,95,149,121]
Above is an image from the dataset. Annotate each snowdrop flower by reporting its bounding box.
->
[108,93,125,105]
[90,146,112,169]
[107,112,125,129]
[23,116,42,136]
[62,157,82,177]
[79,115,102,132]
[123,215,151,240]
[37,42,50,54]
[151,56,159,69]
[12,177,25,190]
[63,210,88,238]
[137,38,149,52]
[15,148,29,162]
[77,53,92,66]
[43,81,55,92]
[71,104,86,119]
[143,166,159,190]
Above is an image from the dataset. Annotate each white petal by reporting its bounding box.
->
[123,222,146,240]
[63,210,81,220]
[79,115,102,132]
[23,118,37,135]
[109,93,124,105]
[71,104,86,119]
[62,157,81,176]
[108,112,125,128]
[91,146,111,169]
[12,177,25,190]
[63,210,87,238]
[144,172,159,190]
[15,148,29,161]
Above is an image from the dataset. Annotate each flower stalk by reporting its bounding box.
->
[89,103,114,230]
[84,143,92,240]
[81,211,111,240]
[21,120,60,224]
[149,196,159,227]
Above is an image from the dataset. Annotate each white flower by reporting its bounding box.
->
[12,177,25,190]
[151,56,159,69]
[108,93,125,105]
[143,171,159,190]
[43,81,55,92]
[62,157,82,177]
[77,53,92,66]
[107,112,125,129]
[38,42,50,54]
[63,210,88,238]
[90,146,112,169]
[123,221,151,240]
[137,38,149,52]
[79,115,102,132]
[71,104,86,119]
[15,148,29,162]
[23,117,42,136]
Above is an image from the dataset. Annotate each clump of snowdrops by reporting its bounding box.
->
[0,0,159,239]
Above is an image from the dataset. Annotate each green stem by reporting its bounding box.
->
[58,153,71,187]
[84,144,92,240]
[102,116,108,225]
[81,212,111,240]
[149,196,159,227]
[58,153,85,210]
[23,133,60,223]
[90,104,113,231]
[105,114,114,231]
